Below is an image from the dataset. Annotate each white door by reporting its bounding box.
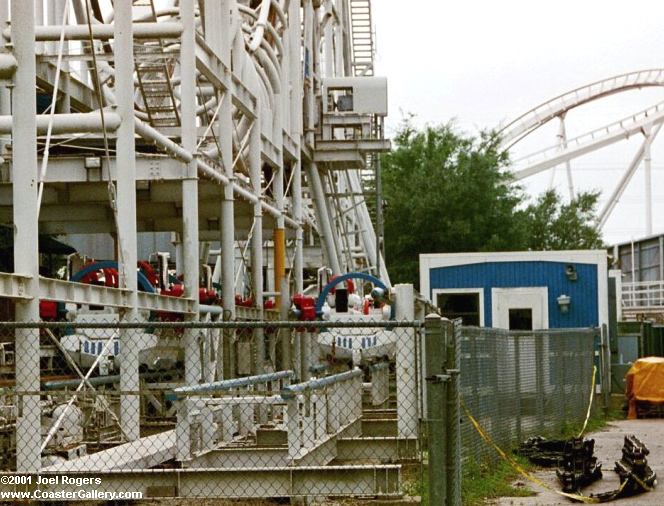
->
[492,287,549,394]
[491,287,548,330]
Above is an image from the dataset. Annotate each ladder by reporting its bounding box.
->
[349,0,374,77]
[133,0,181,128]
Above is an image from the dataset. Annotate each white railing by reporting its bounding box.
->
[173,371,294,460]
[512,100,664,171]
[281,369,364,459]
[368,361,390,406]
[622,280,664,309]
[174,366,387,462]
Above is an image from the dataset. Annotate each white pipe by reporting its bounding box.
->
[0,112,120,134]
[323,7,334,78]
[0,53,17,78]
[134,117,193,162]
[248,0,271,52]
[19,21,184,41]
[0,0,9,157]
[254,45,281,94]
[133,7,180,23]
[303,0,315,146]
[200,304,223,315]
[132,118,297,227]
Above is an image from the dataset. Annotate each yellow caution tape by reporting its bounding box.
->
[461,398,601,503]
[460,363,655,503]
[577,365,597,438]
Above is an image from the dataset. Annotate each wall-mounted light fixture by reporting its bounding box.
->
[565,264,578,281]
[557,294,571,313]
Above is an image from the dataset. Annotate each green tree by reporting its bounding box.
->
[523,189,604,250]
[381,121,604,286]
[381,122,527,285]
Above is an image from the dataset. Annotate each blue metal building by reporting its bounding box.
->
[419,251,608,330]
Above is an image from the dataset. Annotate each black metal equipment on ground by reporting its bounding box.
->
[516,436,590,469]
[590,435,657,502]
[516,434,656,502]
[555,437,603,493]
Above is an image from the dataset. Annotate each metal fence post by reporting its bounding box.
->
[514,334,522,443]
[601,325,611,414]
[445,320,461,506]
[425,313,448,506]
[557,336,565,432]
[535,334,545,433]
[469,330,480,454]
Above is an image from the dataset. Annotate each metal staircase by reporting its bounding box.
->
[133,0,181,128]
[349,0,374,77]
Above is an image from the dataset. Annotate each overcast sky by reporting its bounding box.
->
[372,0,664,245]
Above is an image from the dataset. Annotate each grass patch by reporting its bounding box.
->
[401,457,535,506]
[404,405,624,505]
[401,463,426,501]
[461,456,536,506]
[555,406,624,440]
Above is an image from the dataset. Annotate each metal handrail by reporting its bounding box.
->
[172,370,294,398]
[280,368,362,399]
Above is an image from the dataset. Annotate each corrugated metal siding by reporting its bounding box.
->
[429,261,599,328]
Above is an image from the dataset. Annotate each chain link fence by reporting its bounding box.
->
[421,318,599,505]
[459,326,598,465]
[0,316,600,503]
[0,319,424,502]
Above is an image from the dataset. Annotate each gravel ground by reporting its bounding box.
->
[493,419,664,505]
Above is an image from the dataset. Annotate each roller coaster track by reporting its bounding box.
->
[510,100,664,180]
[500,69,664,150]
[502,69,664,233]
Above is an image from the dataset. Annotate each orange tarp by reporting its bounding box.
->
[626,356,664,419]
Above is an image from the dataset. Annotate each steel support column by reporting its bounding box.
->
[210,0,235,380]
[0,0,10,158]
[644,131,653,236]
[306,162,341,275]
[249,104,265,375]
[303,0,315,147]
[114,0,140,441]
[289,0,304,294]
[181,0,201,384]
[598,123,662,229]
[11,0,41,472]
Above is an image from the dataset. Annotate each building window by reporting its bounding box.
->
[437,292,480,326]
[508,308,533,330]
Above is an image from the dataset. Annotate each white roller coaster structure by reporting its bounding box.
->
[500,68,664,235]
[0,0,388,471]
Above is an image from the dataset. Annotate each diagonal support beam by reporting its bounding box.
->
[597,123,662,229]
